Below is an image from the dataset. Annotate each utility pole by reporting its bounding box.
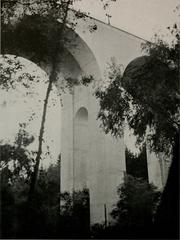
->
[104,203,107,228]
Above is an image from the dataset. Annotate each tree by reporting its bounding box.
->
[59,188,90,238]
[111,175,161,238]
[95,24,179,237]
[0,123,35,183]
[1,0,116,199]
[1,0,92,199]
[111,175,160,226]
[1,0,72,199]
[1,151,87,238]
[90,175,160,239]
[0,124,35,238]
[125,145,148,181]
[17,161,61,238]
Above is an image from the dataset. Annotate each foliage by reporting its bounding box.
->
[95,26,179,238]
[125,145,148,180]
[19,161,61,238]
[1,152,90,238]
[2,0,78,197]
[0,55,23,90]
[90,175,161,239]
[1,0,73,23]
[1,0,99,196]
[0,123,35,184]
[59,189,90,237]
[2,14,70,65]
[0,125,35,238]
[111,175,161,227]
[64,75,94,93]
[96,24,180,155]
[1,161,60,238]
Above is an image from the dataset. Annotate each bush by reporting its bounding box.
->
[111,175,161,227]
[91,175,161,239]
[1,160,91,238]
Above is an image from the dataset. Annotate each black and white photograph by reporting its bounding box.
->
[0,0,179,239]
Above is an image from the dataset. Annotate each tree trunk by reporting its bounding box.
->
[28,0,71,201]
[28,70,55,200]
[154,131,179,238]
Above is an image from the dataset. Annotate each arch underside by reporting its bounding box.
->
[2,17,101,83]
[2,16,128,225]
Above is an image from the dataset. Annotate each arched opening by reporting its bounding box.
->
[75,107,88,122]
[123,55,171,189]
[2,14,101,193]
[2,14,101,80]
[0,55,62,168]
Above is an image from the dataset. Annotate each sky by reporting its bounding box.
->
[73,0,179,41]
[0,57,62,167]
[0,0,179,167]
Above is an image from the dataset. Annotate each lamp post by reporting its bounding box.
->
[106,13,112,25]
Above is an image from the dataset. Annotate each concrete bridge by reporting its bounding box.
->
[59,12,168,225]
[2,10,168,225]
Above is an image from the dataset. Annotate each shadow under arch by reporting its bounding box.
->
[2,14,101,81]
[123,56,150,78]
[75,107,88,122]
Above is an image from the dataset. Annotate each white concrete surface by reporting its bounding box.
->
[58,15,169,224]
[60,15,144,225]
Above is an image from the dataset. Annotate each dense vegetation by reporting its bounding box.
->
[96,24,179,238]
[1,0,179,238]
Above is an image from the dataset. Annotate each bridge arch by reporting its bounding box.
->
[2,14,101,85]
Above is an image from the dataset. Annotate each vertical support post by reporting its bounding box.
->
[105,13,112,25]
[104,203,107,228]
